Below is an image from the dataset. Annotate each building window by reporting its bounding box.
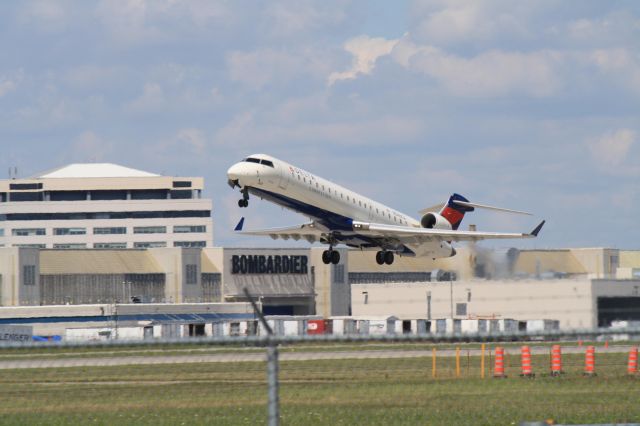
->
[13,244,46,248]
[131,190,168,200]
[53,243,87,249]
[186,264,198,284]
[333,264,345,284]
[12,228,46,236]
[456,303,467,316]
[173,181,192,188]
[134,226,166,234]
[94,227,126,235]
[94,242,127,249]
[10,183,43,190]
[170,190,193,199]
[5,210,210,221]
[9,192,44,202]
[50,191,87,201]
[54,227,86,235]
[133,242,167,248]
[174,241,206,248]
[23,265,36,285]
[0,229,4,237]
[174,225,206,233]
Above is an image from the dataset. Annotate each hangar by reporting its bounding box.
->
[0,245,639,332]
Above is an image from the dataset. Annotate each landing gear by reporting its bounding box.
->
[322,249,340,265]
[238,188,249,208]
[376,251,394,265]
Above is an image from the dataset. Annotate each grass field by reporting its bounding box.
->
[0,344,638,425]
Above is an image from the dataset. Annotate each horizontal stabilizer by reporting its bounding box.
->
[452,200,532,216]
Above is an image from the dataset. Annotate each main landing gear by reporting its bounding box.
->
[322,248,340,265]
[238,188,249,208]
[376,251,395,265]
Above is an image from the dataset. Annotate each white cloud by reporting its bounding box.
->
[588,129,637,171]
[588,48,640,93]
[395,38,562,97]
[328,35,399,86]
[410,0,530,46]
[175,128,207,155]
[19,0,70,32]
[70,131,113,162]
[95,0,231,44]
[64,65,125,90]
[213,112,424,148]
[124,82,165,114]
[0,79,17,97]
[227,48,331,90]
[263,0,347,38]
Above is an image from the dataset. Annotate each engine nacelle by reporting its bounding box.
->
[420,212,452,230]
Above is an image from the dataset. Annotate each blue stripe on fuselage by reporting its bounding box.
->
[248,187,353,230]
[246,186,416,256]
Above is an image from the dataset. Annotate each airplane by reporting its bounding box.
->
[227,154,544,266]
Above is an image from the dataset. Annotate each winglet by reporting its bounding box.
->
[530,220,546,237]
[234,217,245,232]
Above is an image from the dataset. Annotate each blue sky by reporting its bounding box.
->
[0,1,639,249]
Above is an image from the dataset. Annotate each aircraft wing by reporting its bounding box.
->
[233,218,327,243]
[352,220,545,243]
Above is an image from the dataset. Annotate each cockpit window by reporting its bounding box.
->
[245,158,261,164]
[261,160,274,168]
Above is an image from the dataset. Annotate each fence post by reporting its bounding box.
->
[244,288,279,426]
[267,344,280,426]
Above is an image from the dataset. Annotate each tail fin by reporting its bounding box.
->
[439,193,474,230]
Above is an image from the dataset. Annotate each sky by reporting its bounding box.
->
[0,0,639,250]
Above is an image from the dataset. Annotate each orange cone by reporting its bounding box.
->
[604,340,609,349]
[584,346,596,376]
[628,347,638,375]
[494,347,506,378]
[520,345,534,377]
[550,345,563,376]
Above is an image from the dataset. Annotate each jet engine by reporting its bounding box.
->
[420,212,452,230]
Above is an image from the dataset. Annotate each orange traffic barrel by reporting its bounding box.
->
[494,347,506,378]
[584,345,596,376]
[550,345,563,376]
[520,345,534,377]
[628,347,638,375]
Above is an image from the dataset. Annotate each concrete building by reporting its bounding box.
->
[0,163,212,249]
[351,278,640,330]
[0,246,350,317]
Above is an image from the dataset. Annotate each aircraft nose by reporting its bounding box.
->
[227,162,249,189]
[227,162,244,181]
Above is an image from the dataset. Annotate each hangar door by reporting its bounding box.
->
[597,297,640,327]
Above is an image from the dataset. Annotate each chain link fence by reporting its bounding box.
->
[1,327,639,426]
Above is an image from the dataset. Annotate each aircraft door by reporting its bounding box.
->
[278,164,289,190]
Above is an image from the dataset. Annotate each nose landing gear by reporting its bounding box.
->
[375,251,395,265]
[238,188,249,208]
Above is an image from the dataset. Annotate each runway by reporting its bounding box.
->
[0,344,631,370]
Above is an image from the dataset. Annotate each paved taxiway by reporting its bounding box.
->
[0,345,632,370]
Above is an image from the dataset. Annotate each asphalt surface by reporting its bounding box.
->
[0,345,633,370]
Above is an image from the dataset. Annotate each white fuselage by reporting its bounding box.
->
[227,154,454,258]
[228,154,420,227]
